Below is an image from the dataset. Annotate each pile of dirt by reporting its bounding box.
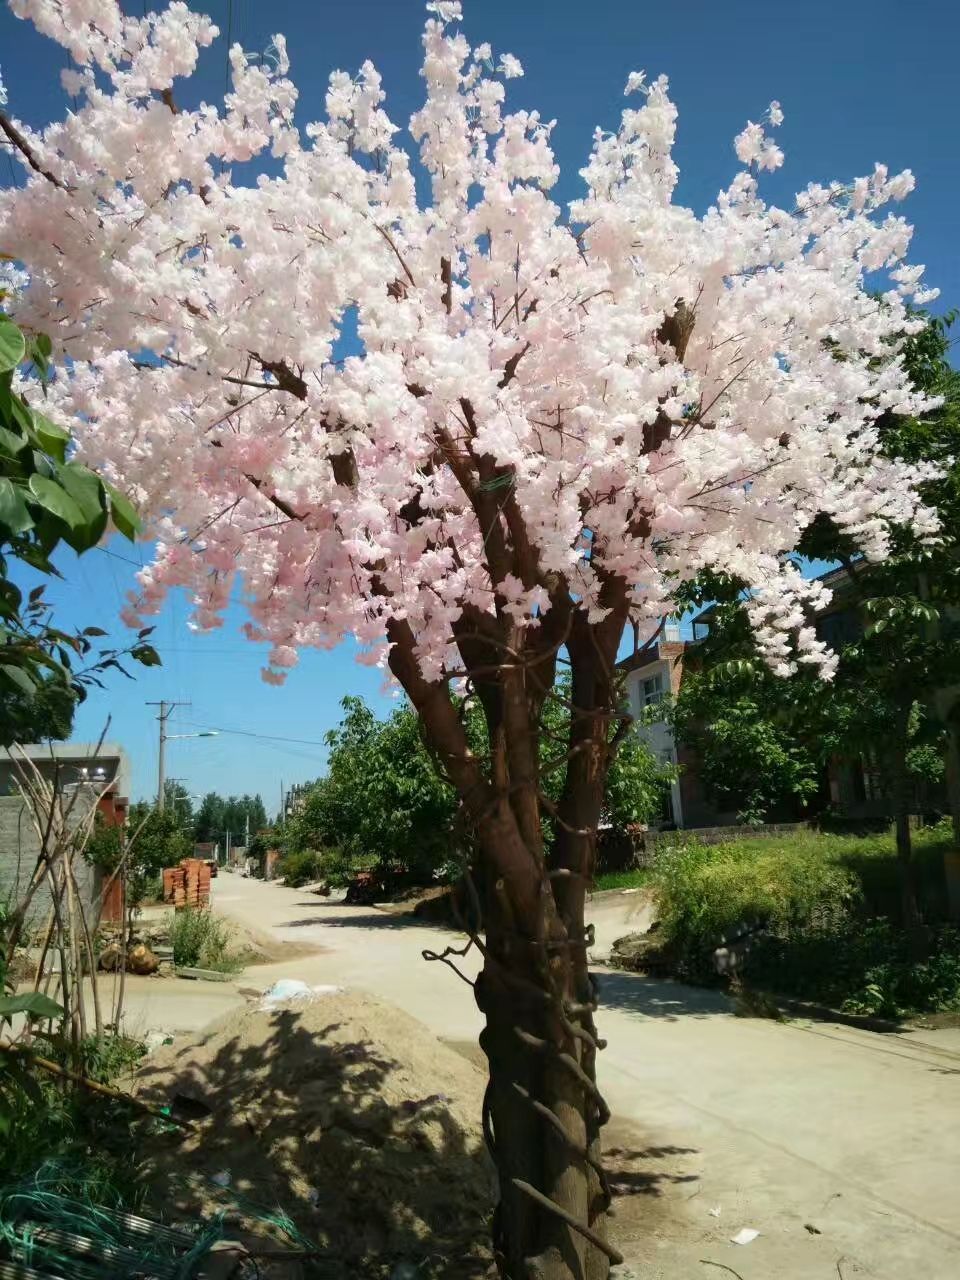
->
[135,989,496,1278]
[223,915,325,966]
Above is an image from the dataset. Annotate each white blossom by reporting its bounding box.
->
[0,0,940,687]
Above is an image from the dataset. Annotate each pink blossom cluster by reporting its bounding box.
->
[0,0,941,682]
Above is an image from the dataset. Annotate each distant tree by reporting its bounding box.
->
[192,793,226,844]
[287,690,673,885]
[287,696,457,885]
[163,780,195,831]
[193,791,268,844]
[86,799,192,905]
[671,580,821,824]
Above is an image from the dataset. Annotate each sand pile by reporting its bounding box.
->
[136,988,496,1277]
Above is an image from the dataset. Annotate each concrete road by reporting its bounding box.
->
[211,874,960,1279]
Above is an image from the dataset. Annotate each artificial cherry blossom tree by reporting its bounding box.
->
[0,2,942,1274]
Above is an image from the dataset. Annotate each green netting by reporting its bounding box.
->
[0,1162,318,1278]
[0,1162,223,1279]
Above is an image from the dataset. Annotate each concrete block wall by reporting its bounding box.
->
[0,795,99,925]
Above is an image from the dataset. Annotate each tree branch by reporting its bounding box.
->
[440,255,453,314]
[0,111,69,190]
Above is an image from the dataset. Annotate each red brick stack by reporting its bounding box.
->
[161,858,213,910]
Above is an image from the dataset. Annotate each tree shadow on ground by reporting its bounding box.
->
[135,1006,497,1279]
[592,968,734,1021]
[603,1144,701,1197]
[277,910,447,931]
[135,998,704,1278]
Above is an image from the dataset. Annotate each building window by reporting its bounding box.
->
[817,608,861,652]
[640,672,665,708]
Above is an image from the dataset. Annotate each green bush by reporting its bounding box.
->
[646,827,960,1015]
[653,835,858,979]
[275,848,325,887]
[170,910,240,973]
[749,921,960,1018]
[828,821,951,919]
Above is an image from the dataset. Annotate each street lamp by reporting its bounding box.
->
[149,697,220,810]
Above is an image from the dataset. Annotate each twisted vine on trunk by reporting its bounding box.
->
[389,582,629,1280]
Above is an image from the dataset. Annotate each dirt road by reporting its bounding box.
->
[213,874,960,1279]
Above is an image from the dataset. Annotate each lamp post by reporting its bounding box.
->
[148,700,218,810]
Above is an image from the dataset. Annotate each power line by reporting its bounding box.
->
[95,546,143,567]
[178,719,328,747]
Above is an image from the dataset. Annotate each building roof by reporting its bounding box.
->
[0,742,131,798]
[0,741,127,762]
[617,637,687,673]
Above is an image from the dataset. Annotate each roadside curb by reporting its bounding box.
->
[587,887,646,903]
[763,991,902,1035]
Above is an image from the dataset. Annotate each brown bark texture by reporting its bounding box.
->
[387,589,630,1280]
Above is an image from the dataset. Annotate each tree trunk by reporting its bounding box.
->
[386,596,628,1279]
[888,722,925,953]
[893,805,921,931]
[476,862,614,1280]
[943,718,960,848]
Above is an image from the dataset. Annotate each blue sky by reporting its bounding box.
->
[1,0,957,804]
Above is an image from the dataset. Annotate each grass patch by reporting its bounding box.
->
[593,868,653,893]
[0,1032,154,1194]
[170,909,242,973]
[631,824,960,1017]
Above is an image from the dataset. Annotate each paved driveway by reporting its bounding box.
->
[211,874,960,1279]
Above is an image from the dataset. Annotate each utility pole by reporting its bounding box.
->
[280,779,285,826]
[244,810,250,849]
[147,701,190,811]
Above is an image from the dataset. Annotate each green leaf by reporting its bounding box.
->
[57,462,108,550]
[28,473,85,530]
[0,580,22,610]
[131,643,162,667]
[0,424,27,457]
[0,992,65,1020]
[9,394,34,436]
[0,477,34,534]
[0,663,36,695]
[106,483,140,540]
[0,316,26,374]
[31,411,70,463]
[29,332,52,379]
[15,543,57,575]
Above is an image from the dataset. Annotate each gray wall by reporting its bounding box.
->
[0,793,99,926]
